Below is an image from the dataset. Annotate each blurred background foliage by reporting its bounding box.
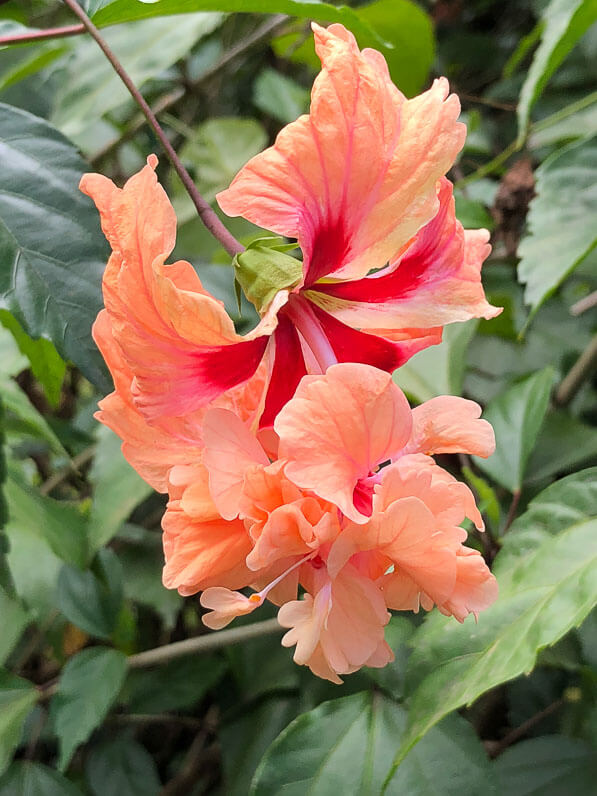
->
[0,0,596,793]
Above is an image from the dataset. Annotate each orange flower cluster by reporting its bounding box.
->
[83,23,500,682]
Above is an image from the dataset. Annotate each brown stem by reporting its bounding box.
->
[161,706,219,796]
[487,697,566,758]
[61,0,243,258]
[128,618,282,669]
[0,24,85,46]
[571,289,597,316]
[554,334,597,407]
[503,489,521,534]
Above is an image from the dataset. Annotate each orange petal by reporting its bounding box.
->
[275,363,412,523]
[202,408,269,520]
[81,157,274,422]
[406,395,496,458]
[306,179,501,329]
[218,24,465,284]
[200,587,261,630]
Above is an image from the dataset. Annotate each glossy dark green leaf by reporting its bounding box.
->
[517,0,597,142]
[56,549,123,639]
[493,735,597,794]
[0,670,37,777]
[85,735,160,796]
[0,761,82,795]
[221,696,301,796]
[473,368,555,492]
[123,656,226,714]
[392,514,597,773]
[50,647,128,771]
[92,1,387,47]
[251,692,496,795]
[0,103,110,390]
[518,136,597,315]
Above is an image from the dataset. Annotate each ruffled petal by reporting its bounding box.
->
[405,395,496,458]
[202,408,269,520]
[307,178,501,328]
[218,25,465,284]
[81,157,277,422]
[275,363,412,523]
[200,587,262,630]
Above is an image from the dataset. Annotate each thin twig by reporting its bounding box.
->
[89,14,288,168]
[458,92,516,112]
[109,713,203,730]
[39,445,96,496]
[487,697,566,758]
[502,489,521,534]
[37,618,283,702]
[0,24,84,46]
[128,618,283,669]
[571,289,597,316]
[554,334,597,407]
[455,138,521,188]
[161,706,219,796]
[61,0,243,257]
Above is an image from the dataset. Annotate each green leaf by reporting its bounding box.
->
[1,379,67,457]
[526,411,597,483]
[221,697,301,796]
[180,117,267,205]
[462,466,501,531]
[0,103,110,391]
[5,468,87,569]
[493,735,597,794]
[394,320,478,403]
[234,237,302,313]
[117,527,181,629]
[123,656,226,714]
[473,368,555,492]
[0,43,68,93]
[251,692,496,795]
[85,735,160,796]
[88,428,152,557]
[518,136,597,314]
[0,670,37,777]
[0,311,66,408]
[355,0,434,97]
[517,0,597,143]
[56,549,123,640]
[500,467,597,568]
[52,14,223,140]
[392,515,597,772]
[0,587,30,667]
[254,68,310,124]
[91,1,388,48]
[529,91,597,148]
[50,647,128,771]
[0,761,82,795]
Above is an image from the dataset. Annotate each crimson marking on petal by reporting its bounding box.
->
[134,336,269,418]
[303,216,351,287]
[353,479,374,517]
[259,314,307,429]
[311,189,456,304]
[309,303,410,372]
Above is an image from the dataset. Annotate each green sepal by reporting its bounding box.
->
[233,237,303,314]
